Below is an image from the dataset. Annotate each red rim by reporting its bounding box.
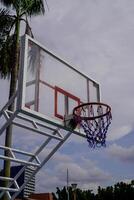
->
[73,102,111,120]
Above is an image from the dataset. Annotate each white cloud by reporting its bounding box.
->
[107,125,132,141]
[81,183,98,193]
[1,0,134,195]
[107,143,134,163]
[51,151,73,163]
[30,0,134,144]
[36,170,62,192]
[35,151,111,193]
[121,179,132,184]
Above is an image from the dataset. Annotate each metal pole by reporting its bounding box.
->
[74,190,76,200]
[67,168,69,200]
[71,183,77,200]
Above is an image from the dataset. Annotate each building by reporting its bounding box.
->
[29,193,54,200]
[0,165,35,199]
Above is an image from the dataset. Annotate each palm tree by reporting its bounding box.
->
[0,0,45,199]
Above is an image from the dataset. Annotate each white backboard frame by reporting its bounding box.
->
[17,34,100,133]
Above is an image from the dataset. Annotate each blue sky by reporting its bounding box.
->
[0,0,134,194]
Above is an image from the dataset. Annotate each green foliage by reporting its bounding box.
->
[0,1,45,200]
[20,0,45,16]
[0,8,14,38]
[52,192,58,200]
[0,8,16,78]
[0,0,12,7]
[55,186,95,200]
[0,0,45,15]
[56,186,68,200]
[55,180,134,200]
[76,189,95,200]
[0,35,15,78]
[0,0,45,79]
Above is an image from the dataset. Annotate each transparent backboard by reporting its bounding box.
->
[19,35,100,132]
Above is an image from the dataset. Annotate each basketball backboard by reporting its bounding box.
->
[18,35,100,133]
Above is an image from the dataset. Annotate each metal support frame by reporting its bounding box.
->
[0,35,89,200]
[0,94,74,200]
[0,145,41,167]
[11,131,72,200]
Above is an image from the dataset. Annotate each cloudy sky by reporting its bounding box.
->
[0,0,134,194]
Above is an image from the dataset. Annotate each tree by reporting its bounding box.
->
[56,187,69,200]
[52,192,58,200]
[55,182,134,200]
[0,0,45,199]
[56,186,95,200]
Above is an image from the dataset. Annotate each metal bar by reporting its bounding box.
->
[12,121,63,140]
[0,145,39,158]
[32,121,39,129]
[20,107,63,128]
[1,109,86,142]
[24,35,99,84]
[14,180,20,190]
[87,79,90,119]
[37,131,71,169]
[17,35,28,109]
[0,145,41,166]
[0,128,60,199]
[0,176,19,198]
[55,130,64,138]
[0,155,40,167]
[39,80,55,90]
[3,110,10,120]
[0,190,9,199]
[0,187,19,192]
[0,191,11,200]
[65,96,69,117]
[34,48,40,112]
[11,131,72,200]
[0,177,14,181]
[25,100,35,108]
[8,149,15,159]
[0,138,52,197]
[17,109,86,139]
[7,139,51,190]
[97,83,101,102]
[34,156,41,165]
[7,110,60,132]
[0,92,17,118]
[67,168,69,200]
[26,80,36,87]
[0,128,63,199]
[6,192,11,200]
[87,79,90,102]
[0,111,18,135]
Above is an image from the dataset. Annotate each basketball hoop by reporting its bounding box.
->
[73,102,112,148]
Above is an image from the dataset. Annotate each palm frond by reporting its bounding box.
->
[0,0,12,7]
[0,0,46,79]
[0,34,15,78]
[0,8,15,42]
[20,0,45,16]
